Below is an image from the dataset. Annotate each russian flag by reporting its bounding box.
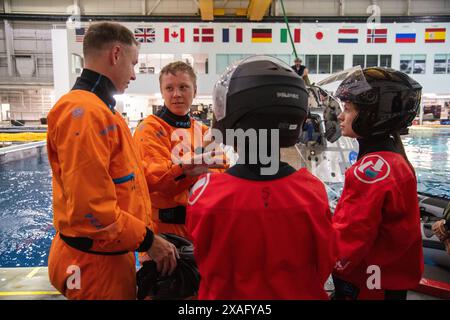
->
[338,28,358,43]
[396,32,416,43]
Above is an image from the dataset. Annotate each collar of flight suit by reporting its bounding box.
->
[357,134,399,160]
[72,68,117,113]
[156,105,191,128]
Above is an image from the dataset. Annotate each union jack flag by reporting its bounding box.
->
[134,27,155,43]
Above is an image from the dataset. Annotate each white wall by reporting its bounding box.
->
[64,21,450,96]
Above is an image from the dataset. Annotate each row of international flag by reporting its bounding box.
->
[75,26,447,44]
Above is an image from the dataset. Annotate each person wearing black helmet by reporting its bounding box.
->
[186,56,337,299]
[331,67,424,300]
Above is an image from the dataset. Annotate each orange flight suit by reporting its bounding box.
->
[133,112,209,239]
[47,70,154,299]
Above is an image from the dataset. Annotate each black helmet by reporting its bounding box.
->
[136,233,200,300]
[335,67,422,137]
[213,55,309,147]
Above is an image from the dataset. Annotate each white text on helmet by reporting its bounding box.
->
[276,92,299,99]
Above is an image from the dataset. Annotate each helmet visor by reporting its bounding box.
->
[317,66,372,103]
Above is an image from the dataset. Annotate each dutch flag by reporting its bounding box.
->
[338,28,358,43]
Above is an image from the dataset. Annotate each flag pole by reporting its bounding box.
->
[279,0,297,59]
[279,0,310,85]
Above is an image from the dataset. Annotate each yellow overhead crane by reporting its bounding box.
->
[247,0,272,21]
[198,0,272,21]
[199,0,214,21]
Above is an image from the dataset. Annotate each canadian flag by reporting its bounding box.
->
[164,27,185,43]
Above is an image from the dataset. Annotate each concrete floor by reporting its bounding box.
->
[0,264,447,300]
[0,267,64,300]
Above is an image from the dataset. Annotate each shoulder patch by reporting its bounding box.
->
[72,107,84,119]
[188,173,211,206]
[354,154,390,184]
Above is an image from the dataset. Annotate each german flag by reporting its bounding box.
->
[252,28,272,43]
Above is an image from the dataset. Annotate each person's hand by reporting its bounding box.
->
[147,235,179,276]
[432,219,449,242]
[444,239,450,256]
[181,151,227,177]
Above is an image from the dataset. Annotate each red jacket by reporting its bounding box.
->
[187,168,336,300]
[333,151,423,299]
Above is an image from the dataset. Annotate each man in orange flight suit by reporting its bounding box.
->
[46,22,177,300]
[133,62,226,247]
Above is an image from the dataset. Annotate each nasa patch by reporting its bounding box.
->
[72,107,84,119]
[354,154,390,184]
[188,173,211,205]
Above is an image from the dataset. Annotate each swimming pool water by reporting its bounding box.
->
[0,154,54,267]
[0,128,449,267]
[403,128,450,200]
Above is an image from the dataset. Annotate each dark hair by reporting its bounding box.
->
[83,22,138,57]
[352,102,415,174]
[159,61,197,87]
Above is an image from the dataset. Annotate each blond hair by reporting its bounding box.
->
[159,61,197,87]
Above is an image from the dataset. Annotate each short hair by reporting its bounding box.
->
[83,22,138,57]
[159,61,197,87]
[295,58,302,63]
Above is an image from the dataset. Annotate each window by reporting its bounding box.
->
[71,54,83,74]
[216,54,251,74]
[181,54,209,74]
[413,55,426,74]
[400,54,426,74]
[273,54,298,66]
[303,55,343,74]
[352,55,392,68]
[434,54,450,74]
[400,55,412,74]
[135,54,175,74]
[332,55,344,73]
[353,55,365,67]
[366,55,378,67]
[305,55,317,74]
[318,55,331,74]
[379,55,392,68]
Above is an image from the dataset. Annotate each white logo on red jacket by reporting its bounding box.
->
[354,155,390,184]
[188,173,211,205]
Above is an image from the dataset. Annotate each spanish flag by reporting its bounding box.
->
[425,28,446,43]
[252,28,272,43]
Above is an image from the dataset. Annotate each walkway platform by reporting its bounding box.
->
[0,264,448,300]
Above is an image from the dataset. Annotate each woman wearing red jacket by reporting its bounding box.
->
[332,67,424,300]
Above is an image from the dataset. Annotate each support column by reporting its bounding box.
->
[4,20,14,77]
[339,0,345,16]
[4,0,11,13]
